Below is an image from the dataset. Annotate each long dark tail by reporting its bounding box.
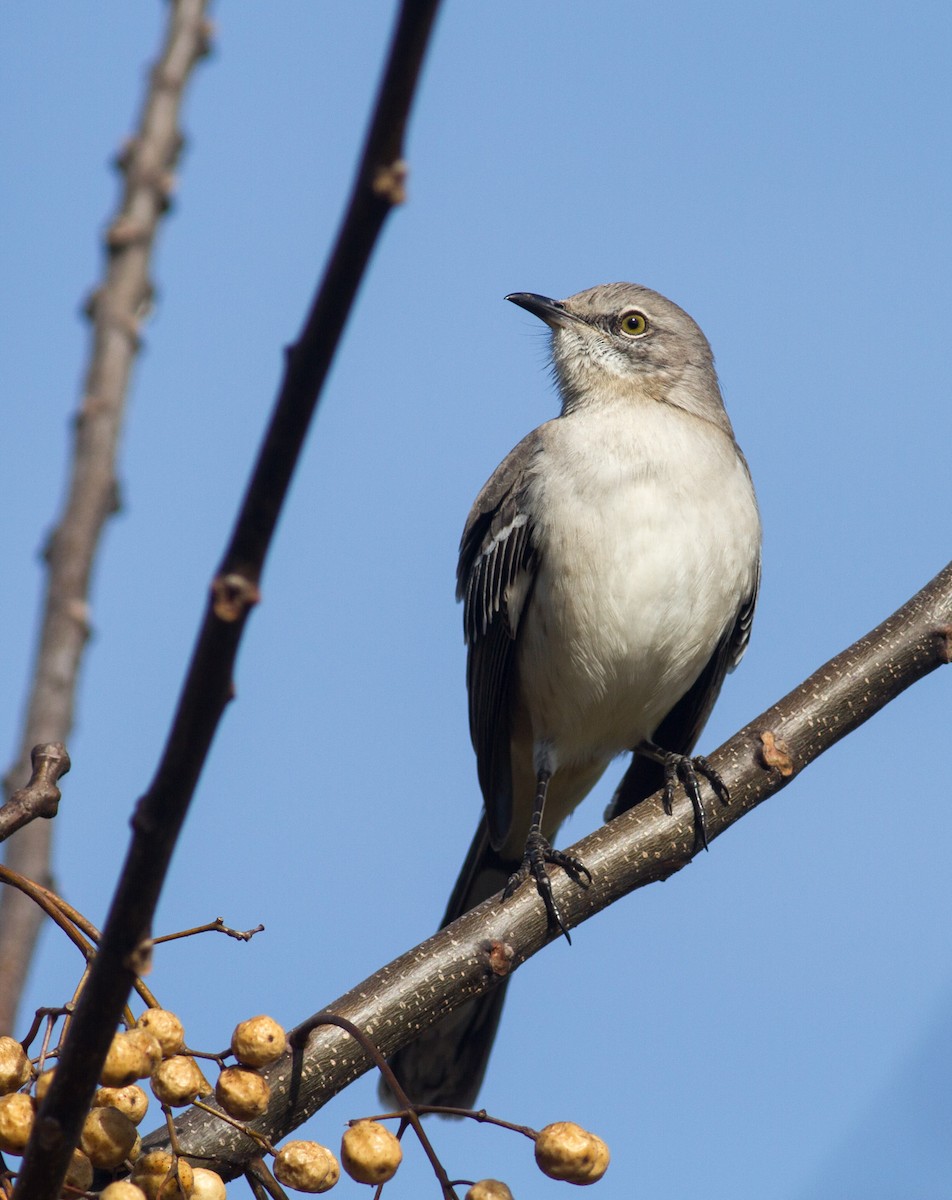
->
[383,817,513,1108]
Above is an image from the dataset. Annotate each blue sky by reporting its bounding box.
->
[2,4,951,1198]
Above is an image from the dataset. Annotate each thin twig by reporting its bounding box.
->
[364,1105,538,1141]
[14,2,442,1197]
[19,1008,71,1057]
[293,1013,459,1199]
[152,918,265,945]
[33,1013,61,1079]
[0,868,96,962]
[245,1158,289,1200]
[0,866,159,1019]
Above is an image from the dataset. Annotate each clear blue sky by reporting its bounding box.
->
[2,4,951,1198]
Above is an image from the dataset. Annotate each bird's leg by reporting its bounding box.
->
[503,767,592,942]
[636,739,730,852]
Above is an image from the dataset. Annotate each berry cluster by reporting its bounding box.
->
[1,978,610,1197]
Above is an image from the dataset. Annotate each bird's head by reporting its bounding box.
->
[507,283,730,431]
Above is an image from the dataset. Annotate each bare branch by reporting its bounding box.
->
[0,867,95,963]
[143,561,950,1175]
[12,3,442,1196]
[0,744,70,844]
[152,918,266,946]
[0,0,212,1034]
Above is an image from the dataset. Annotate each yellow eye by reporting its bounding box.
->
[619,311,648,336]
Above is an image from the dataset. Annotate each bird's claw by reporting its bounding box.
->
[660,752,730,852]
[504,832,592,943]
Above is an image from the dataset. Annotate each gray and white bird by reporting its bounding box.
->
[389,282,761,1107]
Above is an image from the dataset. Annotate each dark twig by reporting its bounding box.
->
[152,917,265,945]
[0,867,159,1019]
[293,1013,459,1199]
[0,868,95,963]
[245,1158,289,1200]
[32,1012,62,1079]
[0,745,70,845]
[18,1008,71,1058]
[0,1,212,1036]
[13,3,442,1197]
[144,561,951,1175]
[378,1106,538,1141]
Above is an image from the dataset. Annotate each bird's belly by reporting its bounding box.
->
[516,472,752,768]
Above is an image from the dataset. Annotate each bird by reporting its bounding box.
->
[387,282,762,1108]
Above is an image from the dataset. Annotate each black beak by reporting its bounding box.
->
[505,292,581,329]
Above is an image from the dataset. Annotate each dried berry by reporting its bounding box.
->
[534,1121,610,1185]
[131,1150,195,1199]
[0,1037,30,1095]
[65,1148,94,1191]
[136,1009,186,1058]
[151,1055,209,1106]
[102,1029,163,1087]
[94,1083,150,1124]
[81,1104,139,1168]
[231,1015,286,1067]
[273,1140,340,1193]
[340,1120,402,1185]
[190,1167,227,1200]
[0,1091,35,1154]
[101,1183,149,1200]
[466,1182,514,1200]
[215,1066,270,1120]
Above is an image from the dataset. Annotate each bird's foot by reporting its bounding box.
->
[660,752,730,852]
[504,832,592,943]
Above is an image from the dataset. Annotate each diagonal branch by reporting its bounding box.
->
[0,0,213,1036]
[12,2,443,1197]
[143,561,951,1175]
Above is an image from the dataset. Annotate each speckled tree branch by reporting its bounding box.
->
[0,0,213,1037]
[144,561,951,1176]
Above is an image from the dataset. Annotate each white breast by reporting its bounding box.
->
[516,400,760,776]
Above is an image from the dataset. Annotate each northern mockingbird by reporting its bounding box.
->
[388,282,761,1107]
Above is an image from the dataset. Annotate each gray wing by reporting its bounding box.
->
[457,429,542,850]
[606,566,760,819]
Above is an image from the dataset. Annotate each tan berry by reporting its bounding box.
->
[273,1140,340,1193]
[34,1067,55,1102]
[534,1121,610,1185]
[151,1055,208,1106]
[136,1009,185,1058]
[0,1037,30,1095]
[466,1182,514,1200]
[101,1184,148,1200]
[65,1147,94,1191]
[80,1104,138,1168]
[340,1121,402,1185]
[102,1029,163,1087]
[127,1028,165,1066]
[190,1168,227,1200]
[230,1015,286,1067]
[215,1066,270,1120]
[94,1083,150,1124]
[0,1091,35,1154]
[131,1151,195,1200]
